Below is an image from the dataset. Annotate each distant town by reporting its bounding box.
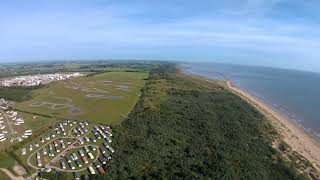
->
[0,73,83,87]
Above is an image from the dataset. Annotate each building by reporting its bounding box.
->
[36,152,41,159]
[21,148,26,155]
[81,156,89,164]
[61,161,66,170]
[72,153,78,160]
[93,161,101,168]
[69,162,75,170]
[90,137,97,143]
[66,156,72,163]
[103,143,109,148]
[83,146,89,153]
[88,152,94,160]
[97,167,106,175]
[105,137,112,143]
[103,153,111,161]
[76,160,82,168]
[98,157,107,165]
[88,166,95,175]
[99,147,107,154]
[78,138,84,145]
[90,145,97,151]
[0,73,83,87]
[73,172,80,180]
[84,136,90,142]
[79,149,85,157]
[37,158,42,167]
[107,146,115,153]
[42,148,47,155]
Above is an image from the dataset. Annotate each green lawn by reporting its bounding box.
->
[15,72,148,125]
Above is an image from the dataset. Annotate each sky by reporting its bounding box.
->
[1,0,320,72]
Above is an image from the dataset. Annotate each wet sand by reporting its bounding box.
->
[226,81,320,172]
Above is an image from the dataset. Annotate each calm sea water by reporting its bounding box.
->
[183,62,320,139]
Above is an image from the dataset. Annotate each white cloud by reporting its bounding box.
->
[1,0,320,71]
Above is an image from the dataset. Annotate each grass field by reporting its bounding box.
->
[15,72,148,125]
[0,152,16,168]
[0,170,11,180]
[18,112,56,132]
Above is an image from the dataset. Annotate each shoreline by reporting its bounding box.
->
[226,80,320,172]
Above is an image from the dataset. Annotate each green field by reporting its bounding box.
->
[0,170,11,180]
[15,72,148,125]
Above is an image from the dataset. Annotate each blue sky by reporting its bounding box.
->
[1,0,320,72]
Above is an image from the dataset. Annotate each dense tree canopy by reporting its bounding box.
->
[99,65,306,180]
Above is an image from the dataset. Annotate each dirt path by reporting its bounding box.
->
[0,168,25,180]
[29,102,83,115]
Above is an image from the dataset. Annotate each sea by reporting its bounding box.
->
[183,62,320,140]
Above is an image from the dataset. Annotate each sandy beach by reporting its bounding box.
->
[226,81,320,173]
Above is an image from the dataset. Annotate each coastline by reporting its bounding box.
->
[225,80,320,172]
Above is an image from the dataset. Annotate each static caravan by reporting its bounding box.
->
[88,166,95,175]
[69,162,75,170]
[61,161,66,170]
[105,137,112,143]
[93,161,101,168]
[84,136,90,142]
[90,145,97,151]
[79,150,84,157]
[72,153,78,160]
[103,153,111,161]
[37,158,42,167]
[88,152,94,160]
[36,152,41,159]
[83,146,89,153]
[66,156,72,163]
[99,147,106,154]
[90,137,97,143]
[73,172,80,180]
[42,148,47,155]
[21,148,27,155]
[99,157,107,165]
[107,146,115,153]
[76,160,82,168]
[81,156,89,164]
[97,167,106,175]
